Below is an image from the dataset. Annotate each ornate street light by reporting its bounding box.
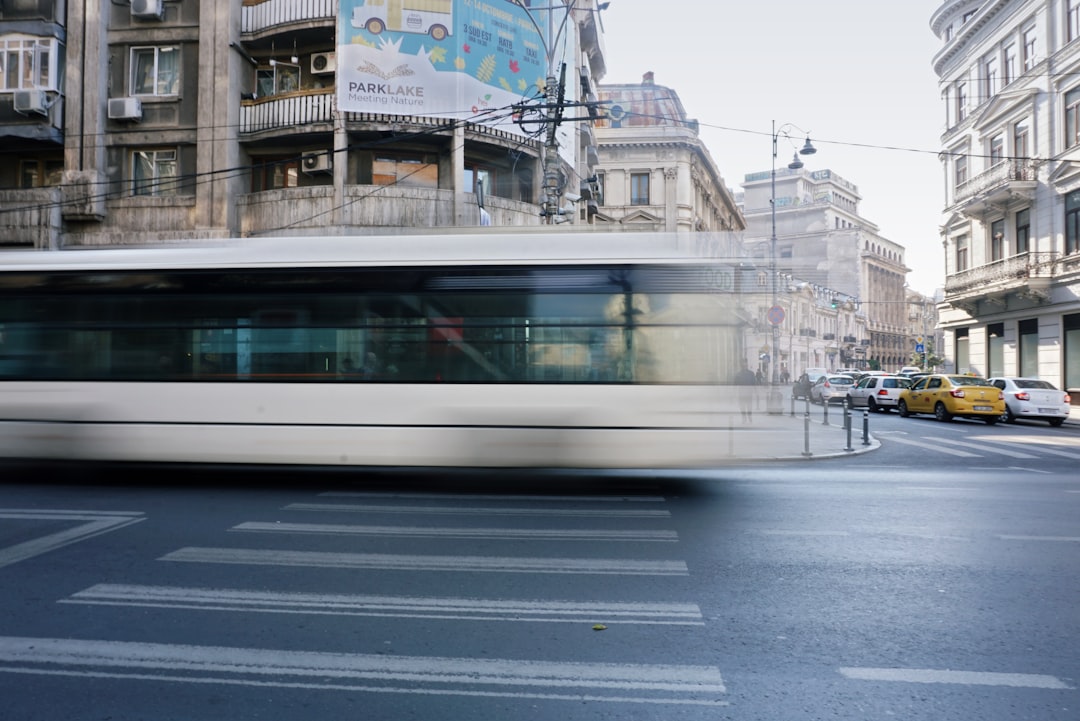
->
[768,120,817,413]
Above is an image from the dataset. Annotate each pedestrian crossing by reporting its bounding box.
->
[879,431,1080,460]
[0,488,1074,712]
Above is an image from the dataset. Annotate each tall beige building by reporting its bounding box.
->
[934,0,1080,394]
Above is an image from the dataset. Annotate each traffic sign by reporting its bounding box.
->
[915,343,925,353]
[767,305,786,325]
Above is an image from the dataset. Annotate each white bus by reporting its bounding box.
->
[0,233,748,469]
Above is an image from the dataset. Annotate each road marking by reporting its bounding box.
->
[161,547,690,575]
[62,584,704,625]
[0,636,726,705]
[884,436,980,457]
[998,535,1080,542]
[926,437,1040,459]
[839,666,1071,689]
[749,530,850,537]
[286,503,672,518]
[0,509,145,569]
[986,439,1080,460]
[321,492,668,503]
[231,522,678,543]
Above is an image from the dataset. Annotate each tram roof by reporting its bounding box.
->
[0,232,744,272]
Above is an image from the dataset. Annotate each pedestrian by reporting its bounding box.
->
[735,362,757,423]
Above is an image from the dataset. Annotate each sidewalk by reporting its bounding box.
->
[716,402,880,461]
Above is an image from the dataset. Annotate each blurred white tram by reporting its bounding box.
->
[0,233,749,469]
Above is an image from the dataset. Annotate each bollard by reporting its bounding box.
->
[862,408,871,446]
[802,406,813,457]
[844,402,854,452]
[822,398,830,425]
[790,393,796,417]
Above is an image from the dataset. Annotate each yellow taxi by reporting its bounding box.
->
[897,374,1005,424]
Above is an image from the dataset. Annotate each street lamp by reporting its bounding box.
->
[768,120,817,413]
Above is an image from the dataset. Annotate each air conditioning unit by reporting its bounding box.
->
[311,52,337,74]
[131,0,164,20]
[108,96,143,121]
[13,89,48,116]
[301,151,332,174]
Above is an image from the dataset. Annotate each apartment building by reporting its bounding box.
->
[934,0,1080,394]
[0,0,607,247]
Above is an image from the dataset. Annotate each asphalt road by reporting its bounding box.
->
[0,419,1077,720]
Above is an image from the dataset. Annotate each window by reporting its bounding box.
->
[1003,43,1017,85]
[630,172,650,205]
[1070,0,1080,43]
[375,154,438,188]
[251,157,299,192]
[955,233,969,272]
[990,218,1005,261]
[987,322,1005,378]
[1013,119,1029,158]
[131,46,179,96]
[0,36,57,91]
[255,62,299,97]
[1023,26,1037,71]
[989,134,1004,164]
[19,159,62,188]
[955,328,970,375]
[1018,318,1038,378]
[1016,208,1030,254]
[595,173,606,206]
[1067,87,1080,148]
[1067,191,1080,254]
[463,163,494,195]
[132,149,179,196]
[954,153,968,187]
[955,81,967,123]
[983,54,999,99]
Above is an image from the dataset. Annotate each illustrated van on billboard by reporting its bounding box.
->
[352,0,454,41]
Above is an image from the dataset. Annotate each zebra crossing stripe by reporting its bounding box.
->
[0,636,727,705]
[883,436,979,457]
[160,547,690,575]
[285,502,672,518]
[62,584,705,625]
[928,437,1039,459]
[839,666,1071,689]
[231,522,678,542]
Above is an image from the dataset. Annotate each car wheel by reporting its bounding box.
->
[984,415,998,425]
[1003,406,1017,424]
[1049,418,1065,427]
[867,397,877,412]
[934,402,952,422]
[898,400,910,417]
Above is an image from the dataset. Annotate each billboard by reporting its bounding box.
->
[337,0,575,137]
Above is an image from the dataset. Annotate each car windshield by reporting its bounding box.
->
[1014,379,1056,390]
[828,376,854,385]
[881,378,911,388]
[949,376,990,386]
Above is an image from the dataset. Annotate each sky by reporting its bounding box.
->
[597,0,946,295]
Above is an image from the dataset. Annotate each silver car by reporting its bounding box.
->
[846,374,912,412]
[810,374,856,405]
[987,377,1071,427]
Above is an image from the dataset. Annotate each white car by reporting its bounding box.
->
[987,377,1071,426]
[846,374,912,412]
[810,374,856,405]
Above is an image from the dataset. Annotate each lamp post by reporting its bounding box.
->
[768,120,817,413]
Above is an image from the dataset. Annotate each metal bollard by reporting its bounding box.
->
[862,408,871,446]
[802,405,813,457]
[844,402,854,452]
[822,398,830,425]
[790,393,796,417]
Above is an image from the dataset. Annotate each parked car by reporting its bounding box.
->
[810,374,856,405]
[846,374,912,412]
[793,367,829,400]
[897,366,923,376]
[897,374,1004,423]
[986,377,1071,426]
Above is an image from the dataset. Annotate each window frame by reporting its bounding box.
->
[1015,208,1030,254]
[990,218,1005,262]
[0,35,59,92]
[955,233,970,272]
[1067,191,1080,254]
[130,45,180,97]
[251,157,300,192]
[630,171,650,205]
[131,148,180,197]
[1066,86,1080,149]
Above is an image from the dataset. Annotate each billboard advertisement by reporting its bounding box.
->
[337,0,576,138]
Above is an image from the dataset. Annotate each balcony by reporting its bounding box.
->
[843,335,857,344]
[944,251,1059,306]
[822,333,836,340]
[241,0,336,37]
[953,159,1037,217]
[0,188,62,248]
[241,90,335,135]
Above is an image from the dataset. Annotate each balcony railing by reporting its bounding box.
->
[241,90,335,134]
[241,0,335,35]
[945,251,1059,294]
[954,159,1036,205]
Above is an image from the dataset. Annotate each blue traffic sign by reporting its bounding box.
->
[915,343,925,353]
[767,305,786,325]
